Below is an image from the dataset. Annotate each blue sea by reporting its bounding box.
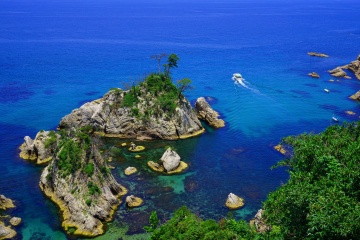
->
[1,0,360,239]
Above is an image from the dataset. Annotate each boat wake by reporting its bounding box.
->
[232,73,260,93]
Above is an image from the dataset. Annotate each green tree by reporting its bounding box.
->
[263,122,360,239]
[164,53,180,77]
[177,78,192,98]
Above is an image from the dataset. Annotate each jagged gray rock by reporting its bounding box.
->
[160,148,181,172]
[39,138,127,237]
[59,89,204,140]
[19,131,59,164]
[254,209,271,233]
[195,97,225,128]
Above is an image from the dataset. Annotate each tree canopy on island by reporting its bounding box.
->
[263,122,360,239]
[145,122,360,239]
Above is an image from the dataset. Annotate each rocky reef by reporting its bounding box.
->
[59,75,204,140]
[194,97,225,128]
[38,130,127,237]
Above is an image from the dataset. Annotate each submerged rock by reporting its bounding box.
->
[195,97,225,128]
[19,131,59,164]
[225,193,244,210]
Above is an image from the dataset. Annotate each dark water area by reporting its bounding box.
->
[0,0,360,238]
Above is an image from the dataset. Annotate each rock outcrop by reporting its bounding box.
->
[9,217,21,227]
[328,54,360,80]
[58,88,204,140]
[308,72,320,78]
[160,148,181,172]
[194,97,225,128]
[0,195,14,210]
[148,148,188,174]
[39,135,127,237]
[0,222,16,240]
[125,195,143,208]
[343,54,360,80]
[225,193,244,210]
[253,209,271,233]
[350,90,360,101]
[328,67,348,78]
[124,167,137,176]
[307,52,329,58]
[19,131,59,164]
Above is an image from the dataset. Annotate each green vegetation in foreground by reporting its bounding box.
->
[144,206,282,240]
[144,122,360,239]
[263,122,360,239]
[117,53,192,118]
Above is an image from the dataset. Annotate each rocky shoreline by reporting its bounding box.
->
[0,195,20,239]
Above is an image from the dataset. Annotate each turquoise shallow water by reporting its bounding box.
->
[0,0,360,239]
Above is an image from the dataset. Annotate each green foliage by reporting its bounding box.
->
[57,138,82,177]
[83,163,94,177]
[85,199,92,206]
[144,211,159,233]
[122,86,140,108]
[88,181,101,195]
[264,122,360,239]
[44,130,57,149]
[177,78,193,97]
[100,166,110,177]
[146,206,273,240]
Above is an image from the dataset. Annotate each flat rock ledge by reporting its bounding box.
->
[0,195,15,210]
[225,193,244,210]
[125,195,143,208]
[308,72,320,78]
[0,222,16,240]
[128,145,145,152]
[307,52,329,58]
[124,167,137,176]
[195,97,225,128]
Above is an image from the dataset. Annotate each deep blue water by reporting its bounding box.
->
[1,0,360,239]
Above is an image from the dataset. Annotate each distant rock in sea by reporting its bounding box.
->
[307,52,329,58]
[308,72,320,78]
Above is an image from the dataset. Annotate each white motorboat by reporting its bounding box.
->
[324,88,330,93]
[232,73,245,82]
[332,116,339,122]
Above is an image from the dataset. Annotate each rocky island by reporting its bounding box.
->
[19,54,225,237]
